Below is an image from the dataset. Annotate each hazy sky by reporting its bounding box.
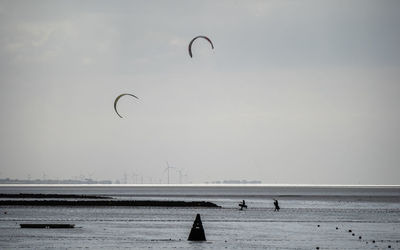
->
[1,0,399,184]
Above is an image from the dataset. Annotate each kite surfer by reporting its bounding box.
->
[239,200,247,210]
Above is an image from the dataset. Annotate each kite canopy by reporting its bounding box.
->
[114,93,139,118]
[188,36,214,58]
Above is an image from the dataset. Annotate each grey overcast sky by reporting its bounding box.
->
[0,0,399,184]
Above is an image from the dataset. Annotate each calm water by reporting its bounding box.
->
[0,185,399,249]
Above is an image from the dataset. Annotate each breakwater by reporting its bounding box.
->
[0,200,220,207]
[0,193,110,199]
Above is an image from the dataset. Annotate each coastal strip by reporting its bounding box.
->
[0,200,220,207]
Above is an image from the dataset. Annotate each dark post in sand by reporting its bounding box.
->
[188,214,206,241]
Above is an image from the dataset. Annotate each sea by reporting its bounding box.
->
[0,185,399,249]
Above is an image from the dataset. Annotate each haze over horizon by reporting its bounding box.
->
[0,1,399,185]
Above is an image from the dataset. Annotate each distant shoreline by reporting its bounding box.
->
[0,184,399,187]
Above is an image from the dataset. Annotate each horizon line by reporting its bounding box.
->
[0,183,399,188]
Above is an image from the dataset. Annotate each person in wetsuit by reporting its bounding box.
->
[273,199,280,211]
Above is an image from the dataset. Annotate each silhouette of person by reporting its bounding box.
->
[273,199,280,211]
[239,200,247,210]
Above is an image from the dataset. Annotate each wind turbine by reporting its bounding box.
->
[131,171,138,184]
[86,171,95,181]
[123,171,128,184]
[164,162,174,184]
[176,169,186,184]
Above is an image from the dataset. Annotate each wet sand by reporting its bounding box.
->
[0,185,398,249]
